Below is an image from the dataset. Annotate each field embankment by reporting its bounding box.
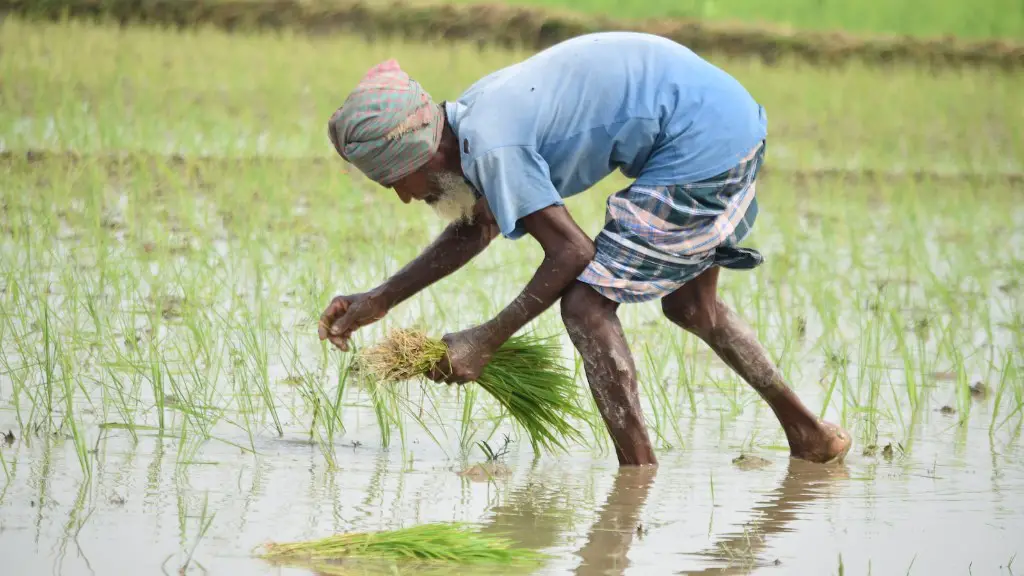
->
[2,0,1023,69]
[443,0,1024,41]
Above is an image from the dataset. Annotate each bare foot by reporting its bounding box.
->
[787,421,852,464]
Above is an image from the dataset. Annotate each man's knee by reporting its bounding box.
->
[561,282,615,334]
[561,282,593,330]
[661,289,718,337]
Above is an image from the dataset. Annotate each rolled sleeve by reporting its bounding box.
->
[465,146,563,239]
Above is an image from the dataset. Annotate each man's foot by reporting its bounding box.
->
[788,421,852,464]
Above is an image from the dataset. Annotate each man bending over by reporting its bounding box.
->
[318,32,852,466]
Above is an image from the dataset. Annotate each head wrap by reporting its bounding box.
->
[327,59,443,186]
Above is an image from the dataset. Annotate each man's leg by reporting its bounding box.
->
[661,267,852,463]
[574,466,657,574]
[561,281,656,466]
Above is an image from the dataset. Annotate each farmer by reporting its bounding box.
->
[319,31,852,466]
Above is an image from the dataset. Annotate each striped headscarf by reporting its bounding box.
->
[327,59,443,186]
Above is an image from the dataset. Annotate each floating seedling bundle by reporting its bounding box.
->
[259,522,548,571]
[260,520,552,573]
[358,329,588,453]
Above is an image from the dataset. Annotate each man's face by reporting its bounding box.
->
[392,168,477,223]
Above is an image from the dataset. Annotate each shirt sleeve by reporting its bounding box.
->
[464,145,564,240]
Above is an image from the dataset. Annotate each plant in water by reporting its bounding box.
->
[477,434,513,462]
[358,329,587,454]
[258,522,548,566]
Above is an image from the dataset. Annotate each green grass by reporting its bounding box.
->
[0,16,1022,479]
[444,0,1024,40]
[1,19,1020,174]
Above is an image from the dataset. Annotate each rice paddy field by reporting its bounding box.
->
[444,0,1024,40]
[1,13,1023,576]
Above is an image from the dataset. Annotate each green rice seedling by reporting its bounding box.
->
[367,377,403,450]
[640,343,683,449]
[176,331,227,440]
[992,354,1023,433]
[0,310,32,432]
[229,347,260,454]
[671,333,699,417]
[952,348,973,425]
[359,329,587,454]
[258,522,548,567]
[300,332,351,438]
[37,298,57,430]
[363,365,451,454]
[333,344,354,430]
[293,371,344,467]
[237,300,283,438]
[58,343,91,479]
[174,417,206,470]
[0,446,10,484]
[476,435,513,463]
[990,352,1012,436]
[890,309,920,410]
[99,310,151,442]
[145,338,166,431]
[458,381,481,453]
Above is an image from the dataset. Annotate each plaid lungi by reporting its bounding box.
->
[578,141,766,304]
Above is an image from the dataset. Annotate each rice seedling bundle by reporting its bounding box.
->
[358,329,588,453]
[259,522,548,566]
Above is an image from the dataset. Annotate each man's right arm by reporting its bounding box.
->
[318,197,499,350]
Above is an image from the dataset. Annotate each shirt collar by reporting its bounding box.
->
[443,99,466,134]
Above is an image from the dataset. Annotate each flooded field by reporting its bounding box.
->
[2,18,1024,576]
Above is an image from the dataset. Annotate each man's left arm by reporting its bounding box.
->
[428,204,595,383]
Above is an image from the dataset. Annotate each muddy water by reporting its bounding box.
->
[2,160,1022,574]
[2,196,1023,574]
[2,386,1022,576]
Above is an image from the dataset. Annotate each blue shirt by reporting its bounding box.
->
[444,31,768,239]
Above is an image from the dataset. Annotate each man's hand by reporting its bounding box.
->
[426,326,497,384]
[318,292,389,351]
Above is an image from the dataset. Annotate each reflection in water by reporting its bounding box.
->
[31,438,55,546]
[472,464,655,575]
[683,459,849,575]
[574,467,658,576]
[238,455,267,536]
[477,469,583,551]
[56,475,93,575]
[509,459,849,576]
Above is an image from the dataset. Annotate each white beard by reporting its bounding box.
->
[427,171,478,224]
